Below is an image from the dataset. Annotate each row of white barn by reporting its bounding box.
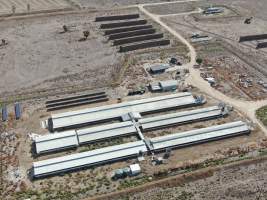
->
[33,121,250,178]
[46,92,205,131]
[32,92,250,178]
[35,106,227,155]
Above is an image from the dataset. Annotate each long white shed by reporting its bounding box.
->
[48,93,201,131]
[151,121,250,151]
[139,106,225,131]
[32,140,147,178]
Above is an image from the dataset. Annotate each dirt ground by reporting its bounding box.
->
[144,2,197,15]
[160,1,267,100]
[120,157,267,200]
[0,0,72,15]
[2,0,267,200]
[194,42,267,101]
[0,7,180,102]
[0,12,124,96]
[70,0,181,9]
[2,86,266,200]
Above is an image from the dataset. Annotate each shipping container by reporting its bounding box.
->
[2,106,8,121]
[14,103,21,120]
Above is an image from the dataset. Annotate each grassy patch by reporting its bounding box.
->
[118,176,150,190]
[256,106,267,126]
[177,191,193,200]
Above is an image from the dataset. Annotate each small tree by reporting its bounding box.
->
[83,31,90,40]
[12,5,16,14]
[62,25,68,33]
[27,4,30,12]
[196,58,203,65]
[1,39,7,46]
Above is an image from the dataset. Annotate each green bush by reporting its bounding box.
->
[196,58,203,65]
[256,106,267,126]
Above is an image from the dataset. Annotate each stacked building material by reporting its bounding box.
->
[100,20,147,29]
[95,14,140,22]
[239,34,267,42]
[113,33,164,46]
[119,39,170,52]
[108,28,156,40]
[45,91,108,111]
[95,13,170,52]
[104,25,153,35]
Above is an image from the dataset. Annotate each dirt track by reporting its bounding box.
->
[135,1,267,136]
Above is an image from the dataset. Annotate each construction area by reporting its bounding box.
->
[1,0,267,200]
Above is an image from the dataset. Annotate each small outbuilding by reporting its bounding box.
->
[149,82,162,92]
[159,80,178,92]
[150,80,178,92]
[129,164,141,176]
[149,64,169,74]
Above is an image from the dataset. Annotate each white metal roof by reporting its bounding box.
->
[159,80,178,88]
[150,64,169,71]
[140,106,223,130]
[77,121,137,144]
[129,163,141,173]
[35,130,78,154]
[33,141,147,177]
[35,121,137,155]
[50,93,197,130]
[151,121,249,150]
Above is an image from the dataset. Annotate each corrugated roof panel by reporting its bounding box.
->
[52,93,192,119]
[159,80,178,88]
[50,93,197,130]
[77,121,137,144]
[33,140,147,177]
[151,121,250,150]
[140,106,222,130]
[35,130,78,154]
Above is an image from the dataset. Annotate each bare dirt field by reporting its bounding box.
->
[0,12,123,96]
[0,0,72,15]
[70,0,181,9]
[144,2,197,15]
[0,7,181,103]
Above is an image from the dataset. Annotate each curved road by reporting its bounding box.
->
[136,2,267,135]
